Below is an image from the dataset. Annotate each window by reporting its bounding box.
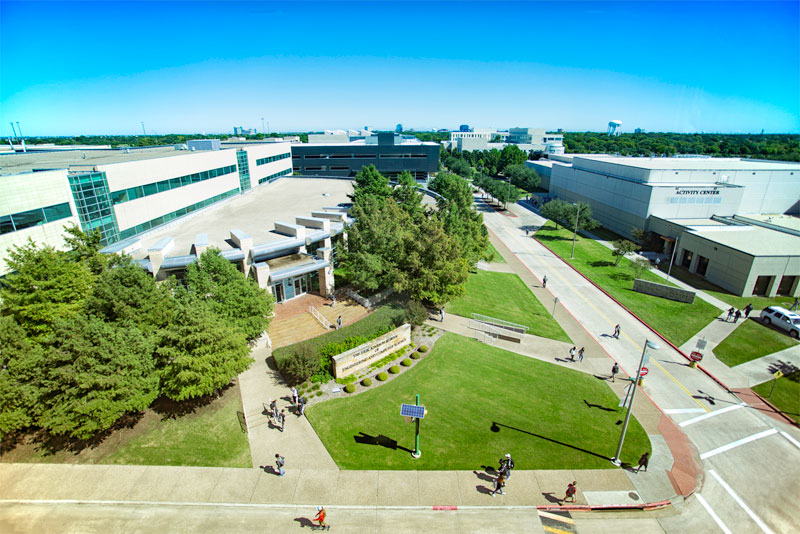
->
[12,208,46,230]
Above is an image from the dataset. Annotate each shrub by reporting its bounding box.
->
[404,300,429,327]
[401,358,412,367]
[344,384,356,393]
[389,365,401,374]
[410,351,421,359]
[361,378,373,387]
[280,345,320,384]
[336,374,357,385]
[419,345,428,352]
[376,372,388,381]
[311,383,321,391]
[315,391,322,397]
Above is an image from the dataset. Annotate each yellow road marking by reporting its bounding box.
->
[538,510,575,524]
[542,525,573,534]
[501,225,710,413]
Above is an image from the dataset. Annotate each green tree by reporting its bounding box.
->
[429,172,474,209]
[564,202,600,234]
[184,249,274,341]
[392,171,423,218]
[156,299,252,401]
[37,315,159,439]
[504,164,541,193]
[445,157,473,178]
[499,145,527,171]
[631,257,652,278]
[352,165,392,204]
[62,224,107,275]
[0,241,94,341]
[0,316,46,437]
[540,199,572,229]
[611,239,641,266]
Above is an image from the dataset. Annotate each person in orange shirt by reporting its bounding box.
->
[313,506,329,530]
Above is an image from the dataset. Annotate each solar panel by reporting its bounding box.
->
[400,404,426,419]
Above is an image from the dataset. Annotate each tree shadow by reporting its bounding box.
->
[583,399,616,412]
[535,233,572,242]
[353,432,413,453]
[767,361,799,382]
[236,411,247,433]
[610,273,634,281]
[152,386,230,420]
[489,422,610,461]
[590,260,615,268]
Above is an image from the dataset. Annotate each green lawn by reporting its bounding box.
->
[536,225,720,347]
[101,386,252,467]
[713,318,799,367]
[306,333,649,470]
[753,372,800,424]
[447,270,571,343]
[485,242,507,263]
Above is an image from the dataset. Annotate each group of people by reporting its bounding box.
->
[491,453,515,496]
[726,303,754,323]
[568,346,585,362]
[267,387,306,433]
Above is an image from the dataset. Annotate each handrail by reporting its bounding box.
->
[309,305,332,330]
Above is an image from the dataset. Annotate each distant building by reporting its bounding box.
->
[187,139,221,151]
[395,124,403,133]
[635,128,645,134]
[233,126,256,135]
[507,128,564,155]
[459,124,471,132]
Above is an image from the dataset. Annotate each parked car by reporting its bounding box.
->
[759,306,800,339]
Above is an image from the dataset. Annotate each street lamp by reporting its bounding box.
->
[505,175,511,210]
[570,202,581,259]
[666,235,679,283]
[610,339,659,467]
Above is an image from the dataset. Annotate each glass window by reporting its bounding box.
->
[143,183,158,196]
[157,180,171,193]
[43,203,72,222]
[1,215,15,234]
[169,178,181,189]
[12,208,46,230]
[111,190,128,204]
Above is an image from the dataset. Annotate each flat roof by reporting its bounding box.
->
[0,146,201,175]
[666,217,730,227]
[128,178,356,261]
[738,213,800,232]
[573,156,800,171]
[688,225,800,256]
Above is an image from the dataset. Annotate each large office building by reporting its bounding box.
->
[443,127,564,154]
[1,142,293,275]
[292,132,439,180]
[539,155,800,298]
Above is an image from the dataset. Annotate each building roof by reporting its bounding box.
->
[687,225,800,257]
[573,156,800,171]
[0,146,200,175]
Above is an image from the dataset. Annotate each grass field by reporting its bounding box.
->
[306,333,649,470]
[447,270,571,343]
[536,225,720,347]
[485,242,507,263]
[753,372,800,424]
[101,386,251,467]
[714,318,799,368]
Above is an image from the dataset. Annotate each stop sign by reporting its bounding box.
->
[640,367,649,377]
[690,351,703,362]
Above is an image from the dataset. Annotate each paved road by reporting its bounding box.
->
[480,199,800,534]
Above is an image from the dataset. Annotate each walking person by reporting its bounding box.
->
[330,293,336,307]
[734,309,742,323]
[613,324,620,339]
[275,454,285,477]
[635,452,650,473]
[744,303,754,318]
[726,307,735,321]
[563,481,577,503]
[440,307,445,322]
[569,346,576,361]
[491,473,506,496]
[336,315,342,330]
[791,297,799,311]
[502,453,514,478]
[291,386,299,406]
[611,362,620,382]
[578,347,585,362]
[298,396,306,416]
[542,275,548,288]
[313,506,329,530]
[270,399,278,422]
[278,410,286,432]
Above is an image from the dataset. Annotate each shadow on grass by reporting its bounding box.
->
[583,400,616,412]
[535,233,572,242]
[590,260,615,268]
[353,432,413,454]
[152,387,228,420]
[767,362,799,382]
[489,422,610,461]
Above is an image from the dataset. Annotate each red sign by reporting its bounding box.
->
[690,351,703,362]
[639,367,649,377]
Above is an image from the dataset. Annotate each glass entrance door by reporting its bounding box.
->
[272,282,285,303]
[293,275,307,297]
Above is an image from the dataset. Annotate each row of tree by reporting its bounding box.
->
[341,166,487,305]
[0,228,273,440]
[20,133,309,148]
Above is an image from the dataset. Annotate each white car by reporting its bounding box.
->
[760,306,800,339]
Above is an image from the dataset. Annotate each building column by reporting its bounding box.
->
[766,276,781,298]
[317,247,334,297]
[250,261,271,290]
[688,251,700,274]
[230,229,253,276]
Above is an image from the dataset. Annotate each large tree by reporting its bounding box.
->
[184,249,274,341]
[499,145,527,171]
[431,172,489,267]
[392,171,424,219]
[0,316,46,437]
[351,164,392,204]
[504,164,541,193]
[156,299,252,401]
[429,172,474,209]
[37,315,159,439]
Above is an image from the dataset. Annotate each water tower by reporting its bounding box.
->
[607,120,622,136]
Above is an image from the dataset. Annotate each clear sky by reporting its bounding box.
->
[1,0,798,135]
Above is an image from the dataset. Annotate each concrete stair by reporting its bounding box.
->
[267,294,370,349]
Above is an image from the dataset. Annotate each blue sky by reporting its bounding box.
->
[1,0,798,135]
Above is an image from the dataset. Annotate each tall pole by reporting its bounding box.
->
[412,394,422,458]
[666,235,679,282]
[261,118,266,138]
[505,175,511,210]
[611,340,658,466]
[571,203,581,259]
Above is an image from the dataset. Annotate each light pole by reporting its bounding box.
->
[261,118,265,138]
[611,339,659,466]
[505,175,511,210]
[666,235,679,283]
[570,202,581,259]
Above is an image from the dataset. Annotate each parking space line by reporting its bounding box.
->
[780,431,800,450]
[708,470,774,534]
[700,428,778,459]
[696,493,732,534]
[680,403,746,427]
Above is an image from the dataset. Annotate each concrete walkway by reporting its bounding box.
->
[733,343,800,387]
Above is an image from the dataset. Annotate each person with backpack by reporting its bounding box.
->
[501,453,515,478]
[611,362,620,382]
[275,454,285,477]
[563,480,577,503]
[491,472,506,496]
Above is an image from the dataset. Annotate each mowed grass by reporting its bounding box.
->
[101,386,252,467]
[447,270,571,343]
[306,333,649,470]
[753,372,800,424]
[485,242,507,263]
[714,318,799,368]
[535,225,720,346]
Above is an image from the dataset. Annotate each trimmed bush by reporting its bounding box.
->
[389,365,401,374]
[315,391,323,397]
[344,384,356,394]
[419,345,429,353]
[411,351,421,359]
[361,378,373,387]
[401,358,412,367]
[376,372,388,381]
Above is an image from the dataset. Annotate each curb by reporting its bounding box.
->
[747,389,799,428]
[533,237,733,394]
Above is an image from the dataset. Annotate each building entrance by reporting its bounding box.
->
[271,272,320,304]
